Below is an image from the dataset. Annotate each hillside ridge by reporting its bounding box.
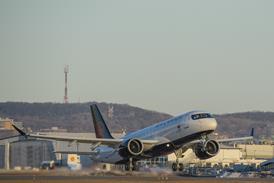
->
[0,102,273,139]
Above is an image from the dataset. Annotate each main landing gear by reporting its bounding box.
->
[172,161,184,171]
[172,149,184,171]
[125,158,138,171]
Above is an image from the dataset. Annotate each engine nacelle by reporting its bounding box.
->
[119,138,144,157]
[194,140,220,160]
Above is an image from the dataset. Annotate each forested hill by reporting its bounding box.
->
[215,112,274,138]
[0,102,171,133]
[0,102,273,139]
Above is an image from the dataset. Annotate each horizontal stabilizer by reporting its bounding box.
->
[217,128,254,143]
[250,128,254,137]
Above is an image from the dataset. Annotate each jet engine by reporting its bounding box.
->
[193,140,220,160]
[119,138,144,157]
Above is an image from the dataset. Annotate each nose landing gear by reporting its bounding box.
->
[172,148,184,171]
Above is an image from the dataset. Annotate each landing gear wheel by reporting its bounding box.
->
[178,163,184,171]
[125,164,130,171]
[172,163,178,171]
[125,158,137,171]
[132,161,138,171]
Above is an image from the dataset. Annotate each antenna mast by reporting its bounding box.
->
[64,65,69,103]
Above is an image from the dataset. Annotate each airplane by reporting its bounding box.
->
[12,104,254,171]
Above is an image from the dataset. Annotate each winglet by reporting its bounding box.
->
[12,123,27,137]
[250,128,254,137]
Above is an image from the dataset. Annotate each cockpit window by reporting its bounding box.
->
[191,113,212,120]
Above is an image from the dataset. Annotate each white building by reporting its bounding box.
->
[167,145,267,168]
[236,144,274,159]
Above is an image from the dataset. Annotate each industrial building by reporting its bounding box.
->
[0,118,23,130]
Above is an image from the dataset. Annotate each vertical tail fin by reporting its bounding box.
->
[90,104,114,139]
[12,123,27,137]
[250,128,254,137]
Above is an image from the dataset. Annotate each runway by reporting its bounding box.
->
[0,173,272,183]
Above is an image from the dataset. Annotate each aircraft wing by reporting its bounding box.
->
[29,133,124,145]
[12,123,159,147]
[28,133,158,146]
[53,151,95,155]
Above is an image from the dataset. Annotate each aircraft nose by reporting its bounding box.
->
[209,118,217,130]
[199,118,217,132]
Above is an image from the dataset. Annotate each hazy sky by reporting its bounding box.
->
[0,0,274,115]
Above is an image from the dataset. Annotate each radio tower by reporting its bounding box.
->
[64,65,69,103]
[107,105,114,120]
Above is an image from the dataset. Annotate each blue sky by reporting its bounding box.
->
[0,0,273,115]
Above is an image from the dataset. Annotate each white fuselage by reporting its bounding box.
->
[91,111,217,164]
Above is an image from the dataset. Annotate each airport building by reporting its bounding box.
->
[10,140,55,168]
[236,144,274,159]
[167,144,273,168]
[168,146,243,168]
[0,136,54,169]
[0,132,124,170]
[0,118,13,130]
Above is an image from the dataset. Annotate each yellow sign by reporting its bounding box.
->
[70,156,75,162]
